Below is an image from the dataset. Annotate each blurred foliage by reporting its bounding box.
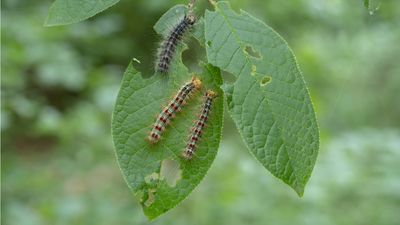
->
[2,0,400,224]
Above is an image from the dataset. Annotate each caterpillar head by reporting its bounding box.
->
[205,90,217,98]
[186,14,196,25]
[191,76,202,90]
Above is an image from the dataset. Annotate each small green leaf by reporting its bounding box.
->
[205,1,319,196]
[45,0,120,26]
[364,0,370,8]
[112,5,224,219]
[363,0,381,15]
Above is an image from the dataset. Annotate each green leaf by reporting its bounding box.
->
[362,0,381,15]
[364,0,370,8]
[112,5,224,220]
[44,0,119,26]
[204,1,319,196]
[192,17,206,46]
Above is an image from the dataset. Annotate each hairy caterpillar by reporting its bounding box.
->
[156,14,196,74]
[182,90,217,160]
[148,77,202,143]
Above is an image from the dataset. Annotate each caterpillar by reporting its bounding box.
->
[148,77,202,144]
[156,14,196,74]
[182,90,217,160]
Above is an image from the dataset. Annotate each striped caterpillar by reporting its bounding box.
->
[148,77,202,143]
[182,90,217,160]
[156,14,196,74]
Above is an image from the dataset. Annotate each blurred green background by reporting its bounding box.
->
[2,0,400,224]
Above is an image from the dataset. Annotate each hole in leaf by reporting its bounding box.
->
[144,188,157,207]
[182,38,203,72]
[251,65,257,76]
[244,46,261,59]
[260,76,272,86]
[222,70,236,83]
[207,41,212,47]
[145,172,159,184]
[160,159,182,187]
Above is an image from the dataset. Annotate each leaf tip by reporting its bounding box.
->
[295,187,305,197]
[291,180,307,197]
[43,13,58,27]
[43,17,51,27]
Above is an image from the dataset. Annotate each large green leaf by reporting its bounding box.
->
[45,0,119,26]
[112,5,224,219]
[204,1,319,196]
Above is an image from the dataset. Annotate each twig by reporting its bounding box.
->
[208,0,217,6]
[188,0,196,15]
